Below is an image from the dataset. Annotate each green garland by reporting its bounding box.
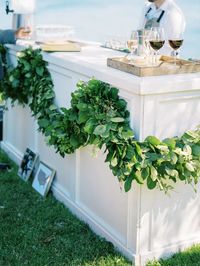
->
[1,46,200,193]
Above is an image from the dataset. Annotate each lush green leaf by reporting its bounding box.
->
[133,170,144,184]
[141,167,149,180]
[111,157,118,167]
[78,112,90,123]
[124,175,133,192]
[93,125,107,136]
[110,117,125,123]
[77,103,88,111]
[185,162,195,172]
[38,119,49,128]
[145,136,161,146]
[70,136,80,147]
[163,138,176,149]
[36,67,44,76]
[121,130,134,140]
[147,176,157,190]
[150,165,158,181]
[192,145,200,157]
[84,119,96,134]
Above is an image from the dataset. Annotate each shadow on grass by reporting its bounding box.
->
[0,150,131,266]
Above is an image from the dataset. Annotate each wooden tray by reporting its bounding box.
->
[107,55,200,77]
[40,41,81,52]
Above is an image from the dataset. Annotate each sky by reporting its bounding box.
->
[0,0,199,58]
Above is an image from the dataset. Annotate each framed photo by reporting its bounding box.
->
[18,148,38,181]
[32,161,55,197]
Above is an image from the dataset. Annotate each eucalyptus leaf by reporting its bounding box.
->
[147,176,157,190]
[185,162,195,172]
[24,62,31,71]
[111,157,118,167]
[126,146,135,160]
[84,119,96,134]
[110,117,125,123]
[70,136,80,147]
[77,103,88,111]
[135,142,143,157]
[141,167,149,180]
[124,175,133,192]
[133,170,144,184]
[36,67,44,76]
[78,112,90,123]
[145,136,161,146]
[117,99,127,110]
[105,149,116,163]
[121,130,134,140]
[38,119,49,128]
[94,125,107,136]
[192,144,200,157]
[110,87,118,100]
[150,165,158,181]
[165,168,179,178]
[163,138,176,149]
[49,105,57,111]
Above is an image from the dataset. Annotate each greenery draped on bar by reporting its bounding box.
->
[1,46,200,193]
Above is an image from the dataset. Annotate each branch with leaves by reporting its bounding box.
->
[1,46,200,193]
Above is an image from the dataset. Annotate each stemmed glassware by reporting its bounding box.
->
[149,27,165,65]
[126,30,138,61]
[142,29,152,64]
[168,32,184,64]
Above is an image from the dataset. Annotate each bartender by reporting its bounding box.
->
[139,0,185,36]
[139,0,186,54]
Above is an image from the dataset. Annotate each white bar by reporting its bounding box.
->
[3,43,200,266]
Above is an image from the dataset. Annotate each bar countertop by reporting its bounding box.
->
[6,43,200,96]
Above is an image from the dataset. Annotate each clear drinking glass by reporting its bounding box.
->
[168,33,184,64]
[126,30,138,61]
[143,29,152,64]
[149,27,165,65]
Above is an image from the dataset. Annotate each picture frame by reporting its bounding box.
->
[32,161,55,197]
[18,148,38,181]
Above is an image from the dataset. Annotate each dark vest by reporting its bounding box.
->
[144,7,165,29]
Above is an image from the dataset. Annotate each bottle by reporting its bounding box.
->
[137,29,145,57]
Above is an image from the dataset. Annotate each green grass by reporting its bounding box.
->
[2,149,200,266]
[0,150,131,266]
[146,245,200,266]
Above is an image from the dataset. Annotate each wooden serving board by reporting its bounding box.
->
[107,56,200,77]
[40,41,81,52]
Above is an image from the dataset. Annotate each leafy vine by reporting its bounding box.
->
[1,46,200,193]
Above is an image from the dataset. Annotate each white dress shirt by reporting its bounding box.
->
[138,0,186,55]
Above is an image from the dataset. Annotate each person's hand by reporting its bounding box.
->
[15,27,31,39]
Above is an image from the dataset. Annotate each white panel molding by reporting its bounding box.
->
[52,183,134,262]
[1,141,23,164]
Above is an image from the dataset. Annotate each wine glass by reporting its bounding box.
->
[168,33,184,64]
[149,27,165,65]
[143,29,152,64]
[126,30,138,61]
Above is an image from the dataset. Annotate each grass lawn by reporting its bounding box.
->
[0,150,131,266]
[147,244,200,266]
[1,149,200,266]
